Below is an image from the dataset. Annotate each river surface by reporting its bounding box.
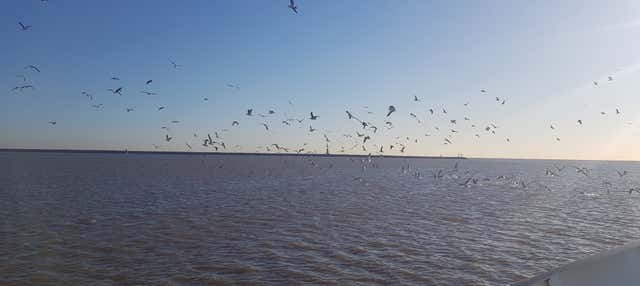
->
[2,152,640,285]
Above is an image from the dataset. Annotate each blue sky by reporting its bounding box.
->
[2,0,640,160]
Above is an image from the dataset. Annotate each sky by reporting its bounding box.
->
[1,0,640,160]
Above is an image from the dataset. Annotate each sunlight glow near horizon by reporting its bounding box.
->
[1,0,639,160]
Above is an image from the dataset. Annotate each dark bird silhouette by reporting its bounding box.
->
[363,136,370,144]
[111,77,120,81]
[310,112,319,120]
[309,125,317,132]
[165,134,172,142]
[413,95,420,102]
[246,109,253,116]
[608,76,613,81]
[19,22,32,31]
[386,105,396,117]
[288,0,298,13]
[108,87,123,95]
[140,91,156,95]
[145,80,153,85]
[125,108,134,112]
[48,121,56,125]
[262,123,269,131]
[480,89,487,93]
[232,121,239,126]
[158,106,165,111]
[429,108,434,115]
[25,65,40,72]
[577,119,583,125]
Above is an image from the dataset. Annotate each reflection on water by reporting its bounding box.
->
[1,152,639,285]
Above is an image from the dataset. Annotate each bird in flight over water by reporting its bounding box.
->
[309,112,319,120]
[288,0,298,14]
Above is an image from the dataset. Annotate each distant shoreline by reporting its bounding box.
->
[0,148,466,160]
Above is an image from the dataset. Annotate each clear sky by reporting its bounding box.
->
[1,0,640,160]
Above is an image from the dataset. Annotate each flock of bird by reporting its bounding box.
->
[7,1,637,167]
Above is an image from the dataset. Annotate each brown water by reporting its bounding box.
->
[2,152,640,285]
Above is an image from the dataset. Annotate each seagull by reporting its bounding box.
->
[556,137,561,142]
[577,119,583,125]
[386,105,396,117]
[232,121,239,126]
[268,110,275,115]
[616,108,621,115]
[111,77,120,81]
[593,81,598,86]
[450,119,457,124]
[145,80,153,85]
[125,108,134,112]
[81,91,93,100]
[288,0,298,13]
[413,95,420,102]
[18,22,32,31]
[108,87,123,95]
[25,65,40,72]
[171,120,180,124]
[158,106,165,111]
[140,91,156,95]
[363,136,370,144]
[165,135,172,142]
[246,109,253,116]
[442,108,447,114]
[480,89,487,93]
[601,111,606,115]
[12,85,35,92]
[309,112,319,120]
[48,121,56,125]
[262,123,269,131]
[170,60,181,69]
[309,125,317,132]
[226,83,240,90]
[608,76,613,81]
[429,109,434,115]
[444,138,453,144]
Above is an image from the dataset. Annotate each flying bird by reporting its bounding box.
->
[288,0,298,13]
[262,123,269,131]
[18,22,32,31]
[158,106,165,111]
[165,135,172,142]
[111,77,120,81]
[246,109,253,116]
[48,121,56,125]
[170,60,181,69]
[309,112,319,120]
[140,91,156,95]
[232,121,239,126]
[577,119,583,125]
[108,87,123,95]
[145,80,153,85]
[25,65,40,72]
[386,105,396,117]
[309,125,317,132]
